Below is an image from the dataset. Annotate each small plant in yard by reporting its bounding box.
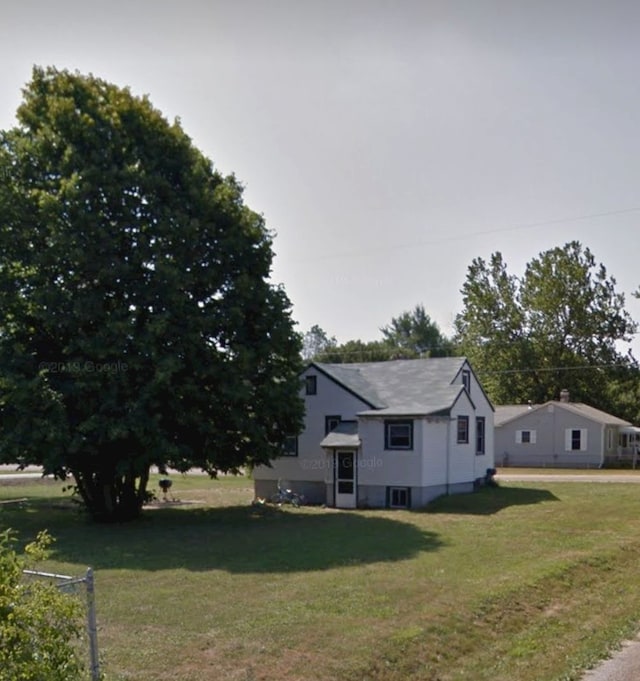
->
[0,529,85,681]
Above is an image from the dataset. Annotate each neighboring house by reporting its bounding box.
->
[253,357,495,509]
[495,389,637,468]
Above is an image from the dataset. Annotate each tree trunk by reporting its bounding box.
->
[71,464,151,522]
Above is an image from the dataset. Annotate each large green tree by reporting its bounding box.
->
[455,241,637,412]
[0,67,303,522]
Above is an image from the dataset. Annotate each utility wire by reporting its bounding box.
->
[297,206,640,263]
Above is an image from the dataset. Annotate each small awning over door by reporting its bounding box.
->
[320,421,360,449]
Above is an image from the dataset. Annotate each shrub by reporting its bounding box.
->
[0,529,85,681]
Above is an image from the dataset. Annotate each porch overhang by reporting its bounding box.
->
[320,421,360,449]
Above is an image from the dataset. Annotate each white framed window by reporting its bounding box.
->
[462,369,471,393]
[565,428,587,452]
[457,416,469,444]
[385,420,413,450]
[516,430,536,444]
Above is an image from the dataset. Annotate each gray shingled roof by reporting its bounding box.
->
[314,358,468,417]
[495,401,632,427]
[494,405,538,426]
[558,402,631,426]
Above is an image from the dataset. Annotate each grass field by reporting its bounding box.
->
[2,472,640,680]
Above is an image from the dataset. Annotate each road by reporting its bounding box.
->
[496,472,640,483]
[580,634,640,681]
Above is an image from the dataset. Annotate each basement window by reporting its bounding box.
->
[389,487,410,509]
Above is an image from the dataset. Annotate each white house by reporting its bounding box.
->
[253,357,495,509]
[495,389,635,468]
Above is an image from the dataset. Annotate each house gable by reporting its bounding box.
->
[452,360,495,413]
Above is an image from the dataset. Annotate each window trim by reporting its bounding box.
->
[384,420,414,450]
[516,429,537,444]
[566,428,587,452]
[457,415,469,444]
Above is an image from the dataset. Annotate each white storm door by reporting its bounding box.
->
[335,450,356,508]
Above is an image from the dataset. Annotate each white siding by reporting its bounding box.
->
[357,417,423,487]
[256,358,496,506]
[253,366,370,483]
[496,404,605,468]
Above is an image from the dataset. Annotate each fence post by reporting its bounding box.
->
[85,567,100,681]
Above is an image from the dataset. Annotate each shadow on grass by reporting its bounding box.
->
[2,501,443,574]
[425,484,560,515]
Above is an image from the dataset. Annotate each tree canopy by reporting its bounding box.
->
[454,241,638,414]
[380,304,454,357]
[302,305,454,363]
[301,324,337,361]
[0,67,304,521]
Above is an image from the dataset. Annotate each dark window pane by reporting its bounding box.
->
[305,375,317,395]
[337,453,354,480]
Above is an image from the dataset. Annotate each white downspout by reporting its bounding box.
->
[446,416,452,495]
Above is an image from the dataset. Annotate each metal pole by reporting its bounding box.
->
[85,568,100,681]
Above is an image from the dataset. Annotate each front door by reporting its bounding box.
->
[335,450,356,508]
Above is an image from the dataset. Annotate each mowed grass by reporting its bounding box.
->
[2,474,640,680]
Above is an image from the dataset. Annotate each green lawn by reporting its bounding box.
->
[2,474,640,680]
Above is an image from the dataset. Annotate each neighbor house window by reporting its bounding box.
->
[462,369,471,393]
[457,416,469,444]
[389,487,410,509]
[385,420,413,450]
[305,375,317,395]
[566,428,587,452]
[282,435,298,457]
[516,430,536,444]
[325,415,341,435]
[476,417,485,455]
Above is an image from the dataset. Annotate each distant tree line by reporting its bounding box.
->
[303,241,640,424]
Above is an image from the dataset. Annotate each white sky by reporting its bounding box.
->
[2,0,639,355]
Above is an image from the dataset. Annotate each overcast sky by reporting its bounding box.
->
[2,0,639,355]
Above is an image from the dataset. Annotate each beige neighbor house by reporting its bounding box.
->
[253,357,495,509]
[495,389,639,468]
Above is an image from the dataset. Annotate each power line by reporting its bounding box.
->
[479,362,638,376]
[298,206,640,263]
